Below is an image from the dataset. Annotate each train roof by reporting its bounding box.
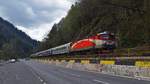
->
[98,31,114,35]
[51,42,71,50]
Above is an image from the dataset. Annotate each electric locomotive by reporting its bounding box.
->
[71,31,116,53]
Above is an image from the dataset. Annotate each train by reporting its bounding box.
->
[31,31,116,57]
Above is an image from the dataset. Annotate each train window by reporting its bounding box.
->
[101,34,115,40]
[101,34,109,39]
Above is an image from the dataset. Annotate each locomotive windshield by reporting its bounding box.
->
[101,34,115,40]
[101,34,109,39]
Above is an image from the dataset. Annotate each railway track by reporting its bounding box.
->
[32,47,150,67]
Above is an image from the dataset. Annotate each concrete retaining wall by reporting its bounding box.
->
[37,60,150,81]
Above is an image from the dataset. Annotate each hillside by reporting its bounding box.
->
[39,0,150,50]
[0,17,37,60]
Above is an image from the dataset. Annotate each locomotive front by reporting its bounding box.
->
[96,32,116,50]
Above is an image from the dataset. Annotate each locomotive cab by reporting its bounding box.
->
[97,31,116,50]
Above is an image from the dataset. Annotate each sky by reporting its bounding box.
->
[0,0,75,41]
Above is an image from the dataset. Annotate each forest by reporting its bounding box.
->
[0,17,37,60]
[39,0,150,51]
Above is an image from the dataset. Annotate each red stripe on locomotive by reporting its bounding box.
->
[71,39,95,50]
